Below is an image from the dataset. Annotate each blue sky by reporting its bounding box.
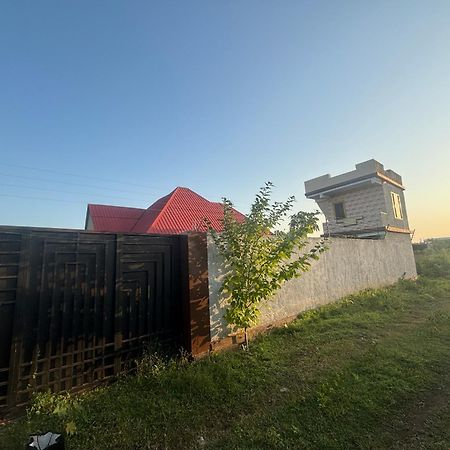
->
[1,1,449,239]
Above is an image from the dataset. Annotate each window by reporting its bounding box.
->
[334,202,345,220]
[391,192,403,219]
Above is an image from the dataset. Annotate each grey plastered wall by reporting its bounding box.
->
[207,232,417,343]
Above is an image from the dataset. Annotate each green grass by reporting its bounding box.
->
[1,248,450,449]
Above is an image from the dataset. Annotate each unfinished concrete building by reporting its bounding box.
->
[304,159,411,239]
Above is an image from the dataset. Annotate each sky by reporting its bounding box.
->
[0,1,449,241]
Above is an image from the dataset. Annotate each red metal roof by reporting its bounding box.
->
[131,190,173,233]
[86,187,245,235]
[86,204,145,232]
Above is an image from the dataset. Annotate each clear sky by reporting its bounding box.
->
[1,1,449,240]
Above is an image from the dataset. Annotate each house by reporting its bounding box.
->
[304,159,411,239]
[85,187,245,234]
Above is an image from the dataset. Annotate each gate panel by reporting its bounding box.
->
[0,227,184,414]
[115,235,182,373]
[10,231,116,408]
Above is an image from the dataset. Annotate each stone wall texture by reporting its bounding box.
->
[207,232,417,343]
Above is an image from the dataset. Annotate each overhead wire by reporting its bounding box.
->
[0,162,167,191]
[0,172,162,196]
[0,165,248,212]
[0,193,90,205]
[0,192,246,215]
[0,182,150,203]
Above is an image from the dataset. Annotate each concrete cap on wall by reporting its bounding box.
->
[304,159,404,197]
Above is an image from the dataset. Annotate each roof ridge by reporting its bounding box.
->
[148,187,181,231]
[88,203,145,211]
[175,186,214,202]
[131,208,148,230]
[130,189,175,232]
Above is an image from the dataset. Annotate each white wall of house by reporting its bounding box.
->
[85,214,94,231]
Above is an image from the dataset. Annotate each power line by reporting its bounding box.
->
[0,176,248,210]
[0,166,249,210]
[0,192,246,215]
[0,162,168,192]
[0,172,161,196]
[0,193,90,205]
[0,182,149,203]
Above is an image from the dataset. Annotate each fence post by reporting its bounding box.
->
[181,232,211,357]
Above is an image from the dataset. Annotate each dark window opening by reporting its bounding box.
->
[334,202,345,220]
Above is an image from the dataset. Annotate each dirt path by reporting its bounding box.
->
[395,380,450,448]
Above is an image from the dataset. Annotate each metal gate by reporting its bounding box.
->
[0,227,183,414]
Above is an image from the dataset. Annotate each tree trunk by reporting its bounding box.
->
[244,328,249,350]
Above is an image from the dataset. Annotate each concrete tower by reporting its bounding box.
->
[305,159,411,239]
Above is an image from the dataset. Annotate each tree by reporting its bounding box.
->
[209,182,327,349]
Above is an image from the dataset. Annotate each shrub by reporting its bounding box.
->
[415,245,450,278]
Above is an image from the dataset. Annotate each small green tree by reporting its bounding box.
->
[209,182,327,348]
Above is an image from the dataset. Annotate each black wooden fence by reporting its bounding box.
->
[0,226,184,414]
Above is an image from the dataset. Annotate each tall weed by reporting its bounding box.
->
[415,246,450,278]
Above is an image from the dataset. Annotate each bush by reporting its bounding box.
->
[415,245,450,278]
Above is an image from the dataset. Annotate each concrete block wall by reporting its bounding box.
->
[305,159,388,194]
[304,160,410,237]
[316,183,386,234]
[207,232,417,347]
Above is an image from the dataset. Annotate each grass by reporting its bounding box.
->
[1,245,450,449]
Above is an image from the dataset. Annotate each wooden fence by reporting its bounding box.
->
[0,226,188,415]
